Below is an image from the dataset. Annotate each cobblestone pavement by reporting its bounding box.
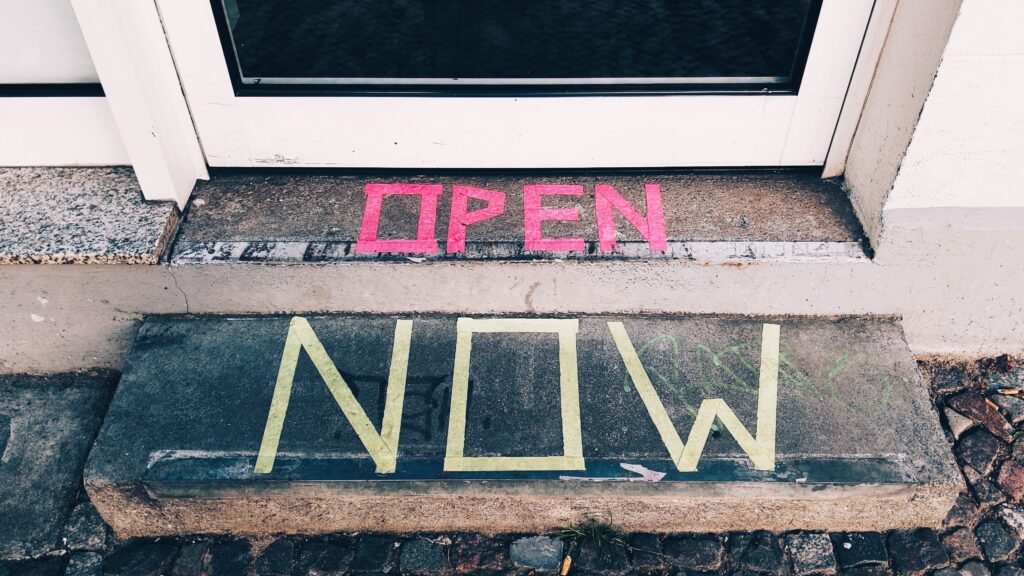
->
[4,357,1024,576]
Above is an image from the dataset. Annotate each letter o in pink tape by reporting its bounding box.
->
[356,183,442,255]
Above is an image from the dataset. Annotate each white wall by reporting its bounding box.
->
[883,0,1024,229]
[0,2,129,166]
[0,0,99,84]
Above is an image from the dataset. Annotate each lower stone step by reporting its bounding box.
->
[86,314,960,536]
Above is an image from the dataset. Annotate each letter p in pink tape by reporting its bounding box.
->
[446,186,506,254]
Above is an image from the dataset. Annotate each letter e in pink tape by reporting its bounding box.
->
[523,184,585,252]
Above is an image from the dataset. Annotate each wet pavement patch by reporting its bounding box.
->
[86,314,958,536]
[0,372,114,559]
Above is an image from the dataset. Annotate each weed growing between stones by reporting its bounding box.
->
[557,516,627,573]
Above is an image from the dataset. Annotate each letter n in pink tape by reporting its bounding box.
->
[595,183,667,253]
[523,184,585,252]
[447,185,506,254]
[356,184,441,255]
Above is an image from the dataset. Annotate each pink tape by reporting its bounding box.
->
[595,183,667,253]
[356,183,442,255]
[446,185,507,254]
[523,184,585,252]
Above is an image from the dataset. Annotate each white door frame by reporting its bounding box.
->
[155,0,880,170]
[66,0,894,202]
[71,0,208,208]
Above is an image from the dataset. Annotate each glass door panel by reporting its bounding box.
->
[217,0,819,90]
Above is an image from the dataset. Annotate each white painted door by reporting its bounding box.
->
[156,0,878,169]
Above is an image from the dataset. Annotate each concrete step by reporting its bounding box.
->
[172,170,868,263]
[86,314,960,537]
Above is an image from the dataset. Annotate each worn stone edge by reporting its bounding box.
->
[171,240,868,265]
[0,207,181,265]
[86,479,958,537]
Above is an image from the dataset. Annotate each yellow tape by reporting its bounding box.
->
[559,328,584,460]
[444,317,585,472]
[444,330,473,461]
[608,321,780,472]
[254,317,412,475]
[607,322,685,463]
[444,456,586,472]
[456,317,579,334]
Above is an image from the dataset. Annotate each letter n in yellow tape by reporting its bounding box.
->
[608,322,780,472]
[444,318,586,472]
[254,316,413,475]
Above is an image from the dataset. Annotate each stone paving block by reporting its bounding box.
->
[350,536,400,573]
[831,532,889,568]
[998,505,1024,538]
[956,431,1004,476]
[946,408,976,441]
[964,467,1008,509]
[975,520,1017,562]
[253,539,293,576]
[208,541,250,576]
[0,372,114,559]
[662,535,723,571]
[886,529,949,575]
[625,534,662,571]
[62,502,108,552]
[399,539,446,575]
[728,531,784,573]
[946,492,982,529]
[929,364,972,396]
[959,560,992,576]
[296,541,353,576]
[784,533,836,575]
[449,534,508,573]
[947,393,1015,443]
[171,542,209,576]
[510,536,563,570]
[103,542,178,576]
[842,566,894,576]
[85,315,960,535]
[65,553,102,576]
[9,558,65,576]
[941,527,983,564]
[576,541,630,575]
[997,460,1024,501]
[991,395,1024,425]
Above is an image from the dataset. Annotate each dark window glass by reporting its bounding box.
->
[217,0,819,90]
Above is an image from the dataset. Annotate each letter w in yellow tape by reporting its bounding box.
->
[609,322,780,472]
[254,316,412,475]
